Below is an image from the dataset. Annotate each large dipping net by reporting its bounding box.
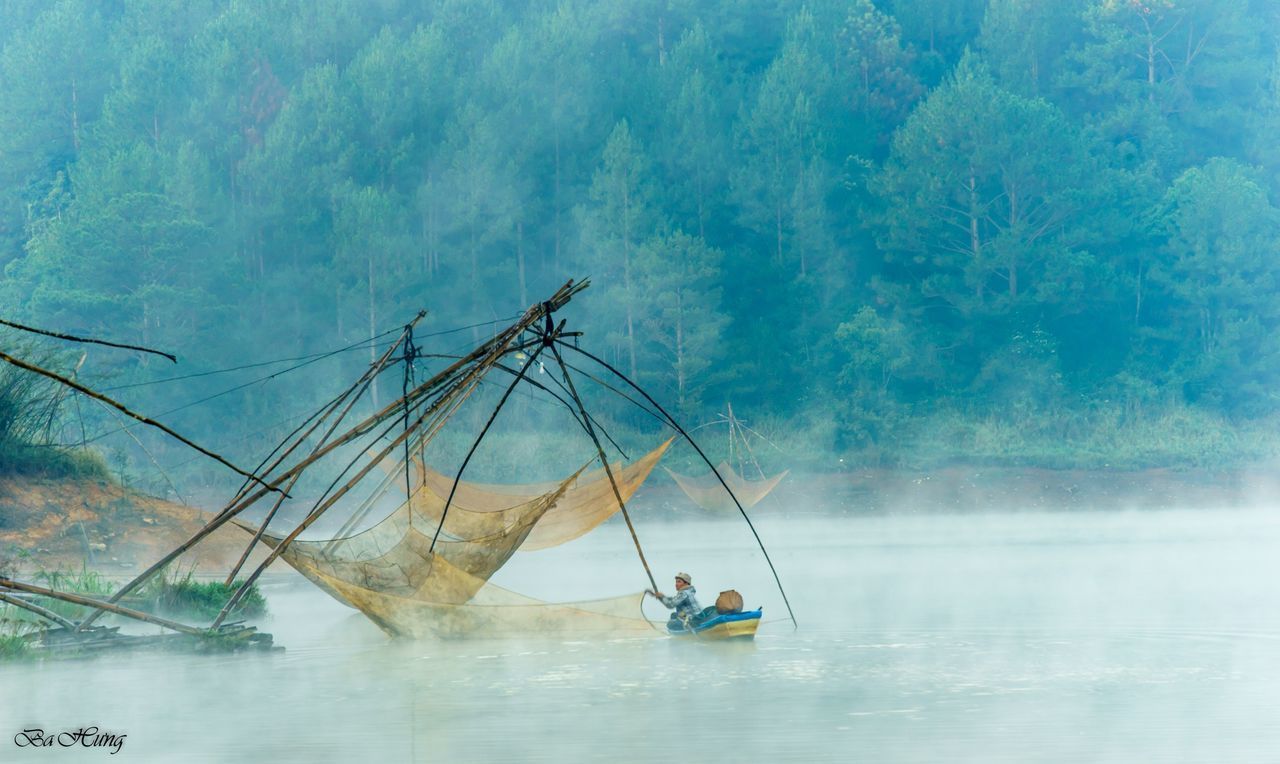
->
[252,464,660,637]
[400,438,673,550]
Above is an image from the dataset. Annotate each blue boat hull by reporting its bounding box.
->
[667,608,762,639]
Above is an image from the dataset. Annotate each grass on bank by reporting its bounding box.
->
[133,567,267,621]
[0,629,33,660]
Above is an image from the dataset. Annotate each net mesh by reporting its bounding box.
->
[384,438,672,550]
[253,462,662,637]
[665,463,789,512]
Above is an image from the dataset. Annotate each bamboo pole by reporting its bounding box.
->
[214,307,537,620]
[0,577,205,636]
[0,317,177,362]
[210,284,584,626]
[212,368,486,626]
[0,591,77,630]
[0,350,274,492]
[223,312,427,585]
[215,301,550,604]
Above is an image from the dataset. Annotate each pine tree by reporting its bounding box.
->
[1144,158,1280,412]
[870,54,1099,390]
[634,231,728,415]
[577,120,663,379]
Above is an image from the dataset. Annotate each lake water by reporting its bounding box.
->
[3,506,1280,762]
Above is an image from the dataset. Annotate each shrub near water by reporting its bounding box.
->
[0,632,30,659]
[136,570,267,621]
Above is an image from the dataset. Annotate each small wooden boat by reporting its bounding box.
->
[667,608,762,640]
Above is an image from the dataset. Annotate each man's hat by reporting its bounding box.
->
[675,572,692,584]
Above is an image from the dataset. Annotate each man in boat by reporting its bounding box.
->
[648,572,704,628]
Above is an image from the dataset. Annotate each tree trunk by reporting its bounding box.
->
[623,184,637,380]
[1147,38,1156,103]
[517,220,527,306]
[70,77,81,152]
[775,203,784,267]
[968,169,983,301]
[554,131,562,273]
[368,252,379,408]
[696,172,706,240]
[1134,259,1143,325]
[1008,186,1018,299]
[675,287,685,412]
[658,15,666,66]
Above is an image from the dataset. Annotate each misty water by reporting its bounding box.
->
[5,504,1280,763]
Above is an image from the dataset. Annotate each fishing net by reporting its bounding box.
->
[253,466,659,637]
[665,463,789,513]
[299,568,654,638]
[377,438,672,550]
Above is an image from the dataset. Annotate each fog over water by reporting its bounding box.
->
[4,501,1280,763]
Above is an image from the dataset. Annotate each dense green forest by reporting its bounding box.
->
[2,0,1279,479]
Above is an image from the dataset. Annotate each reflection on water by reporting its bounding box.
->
[3,508,1280,762]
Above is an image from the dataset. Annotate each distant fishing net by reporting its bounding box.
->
[665,463,789,512]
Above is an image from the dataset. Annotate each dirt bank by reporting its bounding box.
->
[0,476,270,575]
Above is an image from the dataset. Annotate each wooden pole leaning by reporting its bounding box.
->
[76,317,492,631]
[210,283,585,626]
[211,343,506,626]
[0,591,78,630]
[0,351,275,494]
[223,312,427,586]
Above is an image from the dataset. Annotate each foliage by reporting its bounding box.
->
[0,0,1277,472]
[0,349,109,478]
[0,631,31,660]
[134,568,267,622]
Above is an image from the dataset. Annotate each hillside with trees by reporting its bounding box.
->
[2,0,1278,478]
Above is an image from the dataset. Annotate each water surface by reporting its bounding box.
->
[4,508,1279,762]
